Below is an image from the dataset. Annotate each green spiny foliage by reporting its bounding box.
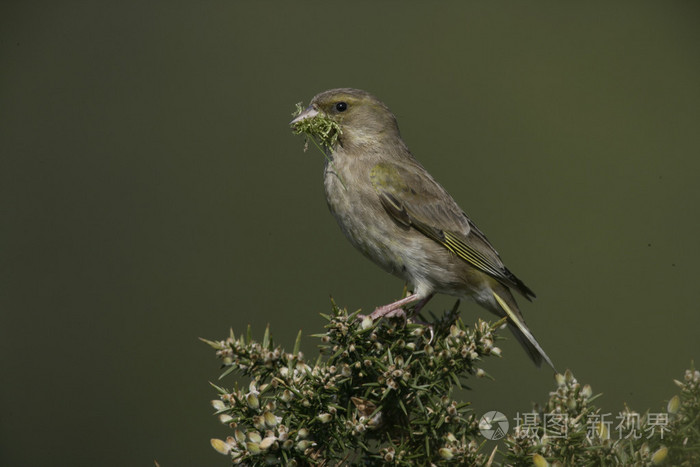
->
[502,365,700,466]
[205,300,700,466]
[204,300,499,465]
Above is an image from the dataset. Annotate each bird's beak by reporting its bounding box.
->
[290,105,319,125]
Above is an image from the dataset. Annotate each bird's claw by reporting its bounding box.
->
[408,316,435,344]
[369,304,407,320]
[376,308,406,320]
[358,308,435,343]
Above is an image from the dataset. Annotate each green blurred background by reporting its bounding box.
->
[2,2,699,465]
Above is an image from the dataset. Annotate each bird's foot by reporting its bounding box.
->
[367,293,421,320]
[371,307,406,320]
[358,293,437,343]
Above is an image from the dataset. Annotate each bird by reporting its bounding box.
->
[290,88,555,370]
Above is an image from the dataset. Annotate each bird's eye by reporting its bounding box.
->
[335,102,348,112]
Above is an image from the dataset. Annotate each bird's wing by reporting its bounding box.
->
[370,161,535,299]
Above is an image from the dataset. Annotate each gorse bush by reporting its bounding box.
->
[204,300,699,466]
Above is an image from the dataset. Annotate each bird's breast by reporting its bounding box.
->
[322,157,448,295]
[323,158,407,275]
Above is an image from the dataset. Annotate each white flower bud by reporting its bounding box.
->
[532,453,549,467]
[247,431,262,443]
[439,447,454,460]
[247,393,259,410]
[651,446,668,465]
[210,438,231,455]
[259,436,277,451]
[211,400,226,411]
[218,414,234,424]
[667,395,680,414]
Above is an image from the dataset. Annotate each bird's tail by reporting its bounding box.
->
[491,289,556,372]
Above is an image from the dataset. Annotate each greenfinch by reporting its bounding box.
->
[291,88,554,370]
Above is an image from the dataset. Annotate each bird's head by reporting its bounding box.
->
[291,88,401,149]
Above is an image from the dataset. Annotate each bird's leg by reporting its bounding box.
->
[411,293,435,316]
[408,293,436,343]
[369,293,422,320]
